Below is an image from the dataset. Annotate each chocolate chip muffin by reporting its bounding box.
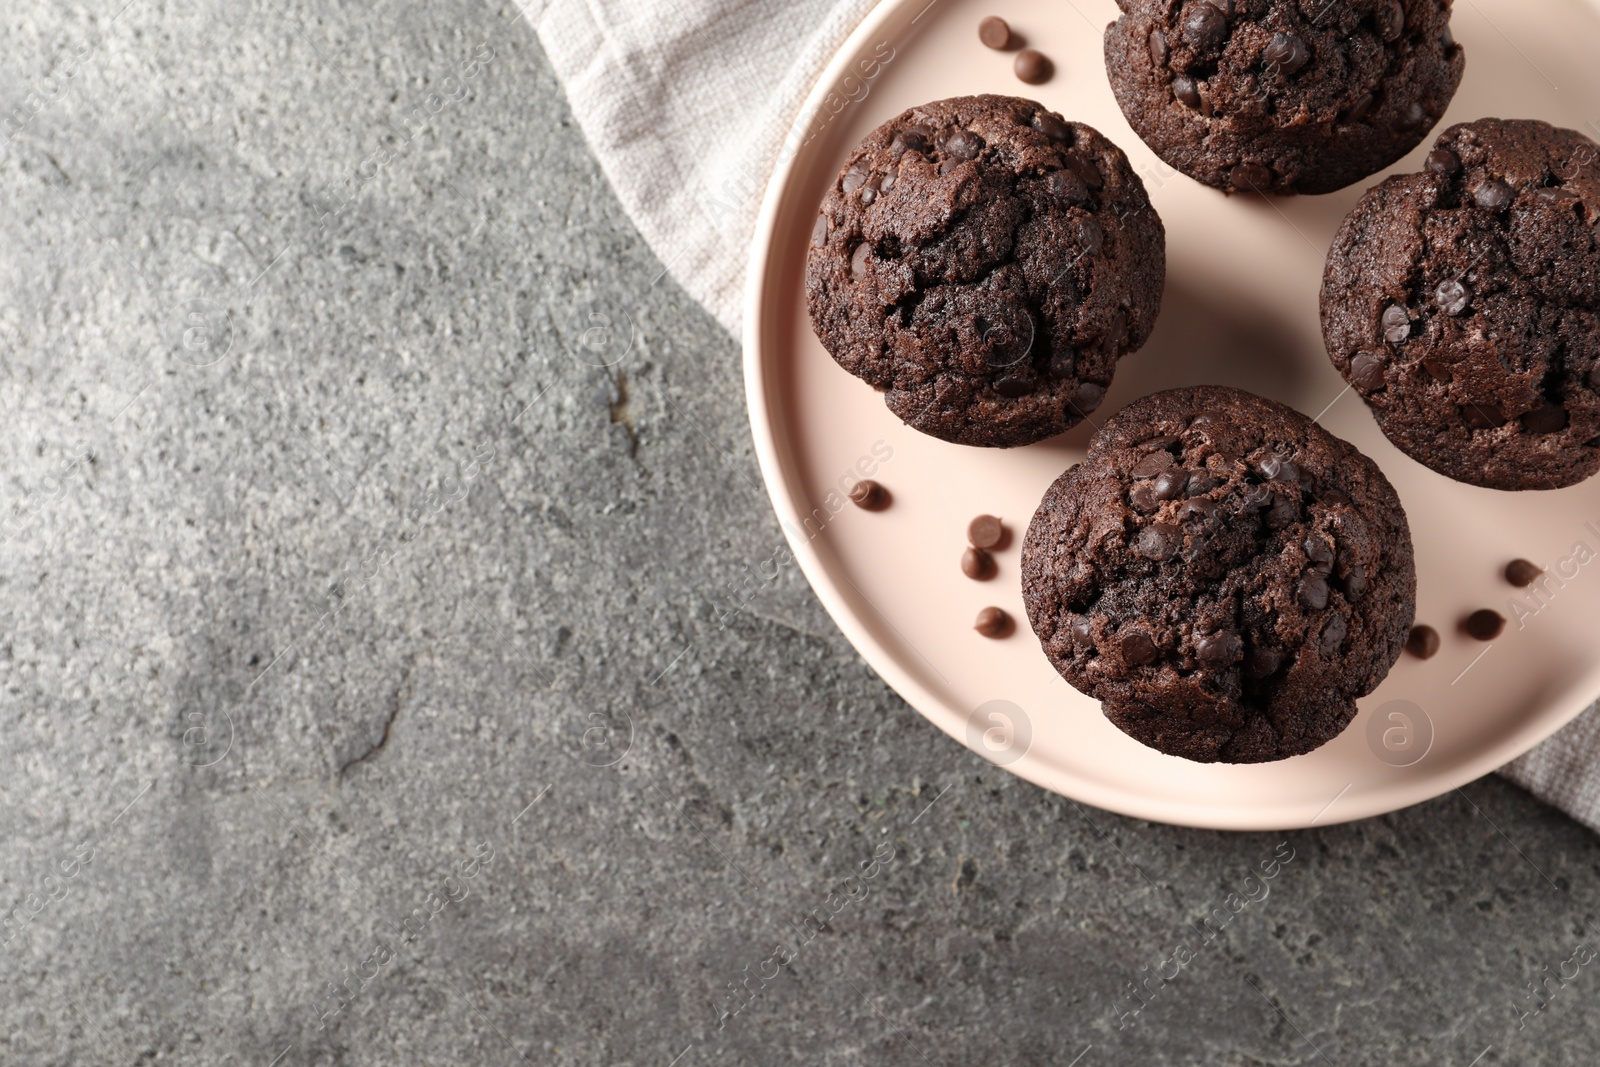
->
[1104,0,1465,195]
[1322,119,1600,490]
[1021,386,1415,763]
[805,95,1166,448]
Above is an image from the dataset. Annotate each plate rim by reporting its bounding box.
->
[740,0,1598,830]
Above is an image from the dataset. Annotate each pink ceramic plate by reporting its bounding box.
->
[743,0,1600,829]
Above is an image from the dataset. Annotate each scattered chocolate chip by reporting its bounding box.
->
[1206,0,1232,14]
[1342,92,1376,125]
[1129,483,1161,512]
[1299,573,1330,610]
[1422,360,1453,382]
[1520,402,1569,434]
[1259,453,1300,483]
[811,215,829,248]
[1405,624,1440,659]
[858,185,877,206]
[978,15,1012,49]
[1320,613,1348,655]
[890,126,931,158]
[1262,32,1310,75]
[1069,614,1094,648]
[1153,469,1187,500]
[1066,155,1104,190]
[1130,450,1176,478]
[1177,497,1218,523]
[1244,646,1282,677]
[1032,110,1072,143]
[1474,178,1513,211]
[968,514,1005,550]
[1136,523,1183,560]
[1322,487,1353,507]
[1460,402,1506,430]
[1149,29,1170,67]
[1505,559,1543,586]
[1077,218,1106,256]
[961,546,995,580]
[1120,630,1158,665]
[944,128,983,160]
[1185,470,1216,495]
[1463,608,1506,641]
[974,606,1012,638]
[1197,630,1242,663]
[1264,495,1300,528]
[1376,0,1405,41]
[1440,25,1455,48]
[1397,101,1429,131]
[1073,382,1105,413]
[1303,536,1335,572]
[1047,168,1091,205]
[1343,565,1369,601]
[1014,49,1052,84]
[1591,364,1600,391]
[1426,148,1461,177]
[850,242,873,279]
[841,160,870,194]
[995,376,1032,398]
[1434,278,1471,316]
[1173,75,1202,109]
[848,479,888,510]
[1185,2,1230,50]
[1231,163,1273,192]
[1350,351,1387,391]
[1537,186,1579,203]
[1382,304,1412,344]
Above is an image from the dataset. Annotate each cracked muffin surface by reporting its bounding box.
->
[1104,0,1464,195]
[1322,118,1600,490]
[1021,386,1415,763]
[805,95,1166,448]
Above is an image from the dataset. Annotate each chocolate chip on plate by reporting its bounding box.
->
[974,606,1012,638]
[978,15,1012,50]
[1463,608,1506,640]
[1014,49,1053,85]
[968,514,1005,549]
[1504,558,1543,586]
[961,546,996,580]
[848,479,888,510]
[1404,623,1440,660]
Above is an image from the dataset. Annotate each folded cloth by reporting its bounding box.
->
[527,0,1600,832]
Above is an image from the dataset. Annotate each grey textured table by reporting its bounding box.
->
[2,2,1598,1064]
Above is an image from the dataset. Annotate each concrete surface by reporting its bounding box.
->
[1,1,1599,1064]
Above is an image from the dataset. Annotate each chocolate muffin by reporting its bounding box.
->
[805,95,1166,448]
[1322,119,1600,490]
[1104,0,1465,195]
[1021,386,1415,763]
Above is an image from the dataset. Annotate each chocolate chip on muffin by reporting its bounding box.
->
[805,95,1166,447]
[1321,119,1600,490]
[1104,0,1465,195]
[1021,386,1416,763]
